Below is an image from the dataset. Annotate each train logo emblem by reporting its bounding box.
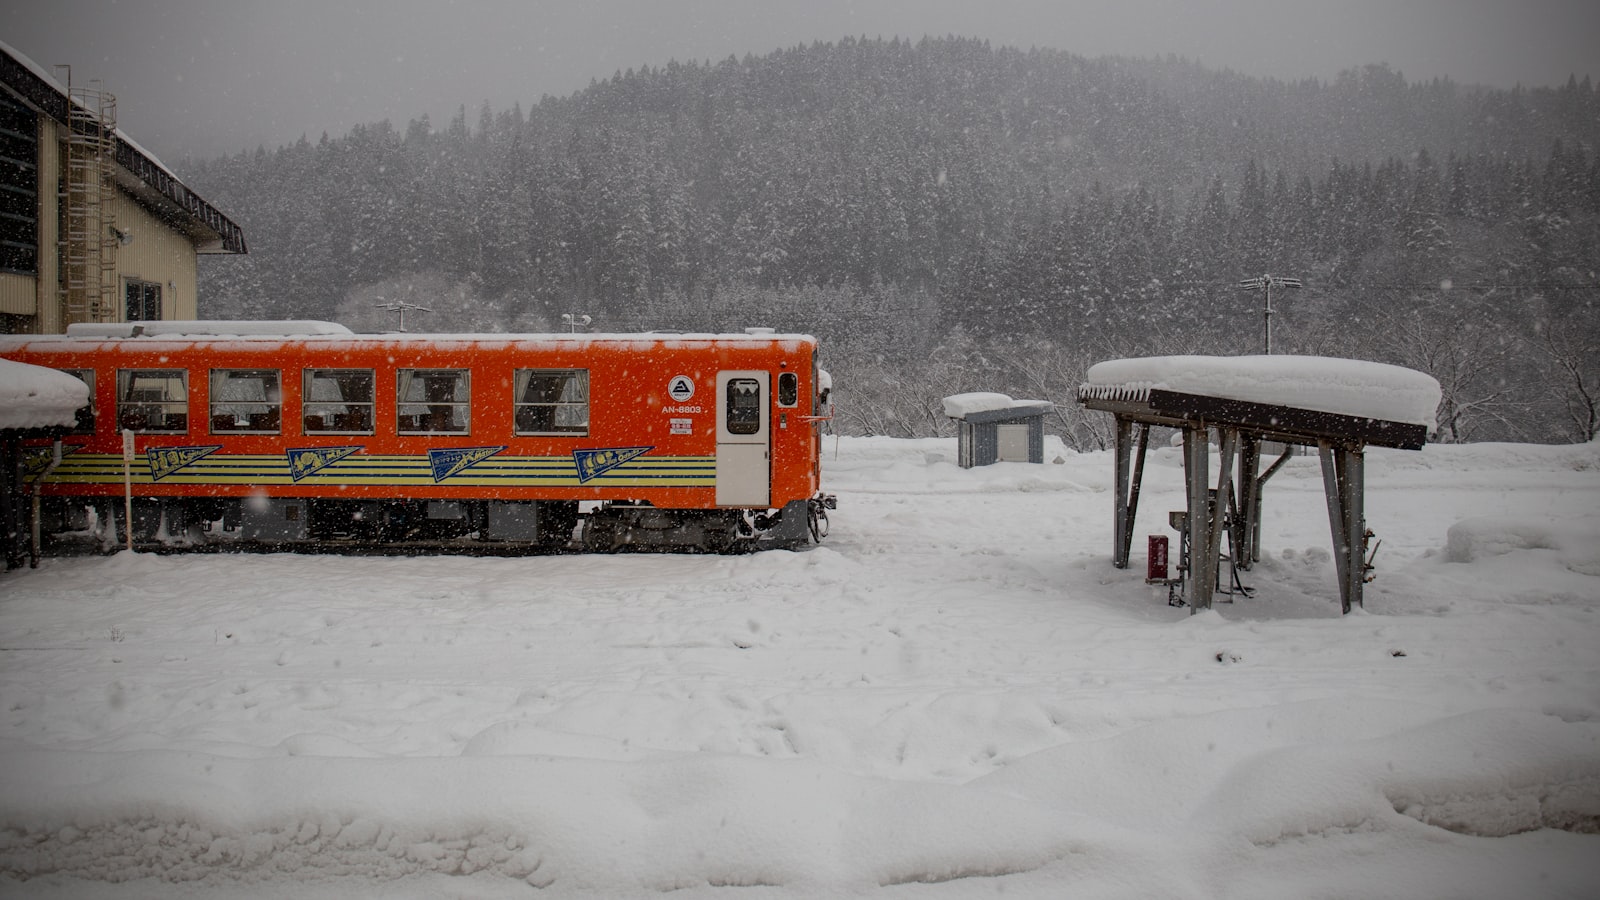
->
[147,445,222,481]
[428,446,506,482]
[668,376,695,402]
[287,446,362,482]
[574,446,653,483]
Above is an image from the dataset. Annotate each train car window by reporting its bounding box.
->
[513,369,589,436]
[210,369,282,434]
[58,369,95,434]
[398,369,470,434]
[116,369,188,434]
[777,372,799,408]
[726,378,762,435]
[303,369,375,434]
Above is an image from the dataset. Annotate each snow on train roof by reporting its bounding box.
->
[0,358,90,431]
[41,321,815,346]
[65,320,356,338]
[1080,355,1442,430]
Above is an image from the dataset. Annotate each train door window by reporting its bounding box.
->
[398,368,469,434]
[726,377,762,435]
[58,369,95,434]
[777,372,799,408]
[303,369,375,434]
[117,369,188,433]
[513,369,589,436]
[209,369,281,433]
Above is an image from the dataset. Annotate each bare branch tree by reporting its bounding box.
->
[1370,299,1524,443]
[1536,326,1600,442]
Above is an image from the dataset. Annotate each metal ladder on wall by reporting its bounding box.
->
[58,68,119,325]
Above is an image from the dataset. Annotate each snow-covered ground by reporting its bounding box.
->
[2,435,1597,898]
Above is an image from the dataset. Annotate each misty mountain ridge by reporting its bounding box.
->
[184,36,1599,444]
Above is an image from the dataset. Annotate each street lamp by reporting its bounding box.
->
[1238,275,1301,354]
[560,313,592,334]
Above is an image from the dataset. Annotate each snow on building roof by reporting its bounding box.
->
[0,358,90,431]
[1080,355,1441,430]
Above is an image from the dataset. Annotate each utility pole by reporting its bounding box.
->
[1238,274,1301,354]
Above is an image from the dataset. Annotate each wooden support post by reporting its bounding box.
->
[1319,442,1367,613]
[1183,425,1214,610]
[1112,417,1149,569]
[2,432,20,571]
[1235,435,1260,568]
[1210,428,1238,593]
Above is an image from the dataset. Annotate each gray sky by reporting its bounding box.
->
[5,0,1598,165]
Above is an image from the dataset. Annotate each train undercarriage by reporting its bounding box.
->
[36,494,832,556]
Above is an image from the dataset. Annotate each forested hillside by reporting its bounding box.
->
[185,37,1600,444]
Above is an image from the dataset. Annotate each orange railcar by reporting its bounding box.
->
[0,322,834,552]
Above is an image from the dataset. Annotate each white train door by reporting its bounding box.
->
[716,371,770,507]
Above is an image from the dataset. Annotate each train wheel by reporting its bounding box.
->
[581,516,618,553]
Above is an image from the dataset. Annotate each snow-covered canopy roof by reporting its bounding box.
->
[0,358,89,431]
[1080,355,1441,430]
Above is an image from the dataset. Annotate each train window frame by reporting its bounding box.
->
[777,371,800,408]
[209,369,282,434]
[397,368,471,435]
[726,377,762,435]
[513,368,589,437]
[116,369,189,434]
[58,368,95,434]
[303,369,376,435]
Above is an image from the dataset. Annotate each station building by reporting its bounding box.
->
[0,42,247,335]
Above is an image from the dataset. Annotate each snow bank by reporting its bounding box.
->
[0,358,89,430]
[1444,516,1600,575]
[1082,355,1442,429]
[1,436,1598,897]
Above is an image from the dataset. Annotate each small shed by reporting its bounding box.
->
[942,393,1054,468]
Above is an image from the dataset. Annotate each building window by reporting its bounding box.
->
[117,369,188,433]
[209,369,281,433]
[397,369,469,434]
[513,369,588,435]
[59,368,95,434]
[303,369,374,434]
[126,279,162,321]
[0,89,38,276]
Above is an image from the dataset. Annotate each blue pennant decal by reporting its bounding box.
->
[428,446,506,482]
[573,446,653,483]
[287,445,363,482]
[147,445,222,481]
[21,444,80,481]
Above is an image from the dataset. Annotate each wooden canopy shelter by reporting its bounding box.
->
[1078,356,1439,614]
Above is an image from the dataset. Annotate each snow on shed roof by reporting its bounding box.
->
[0,358,89,431]
[942,392,1053,420]
[1080,355,1441,430]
